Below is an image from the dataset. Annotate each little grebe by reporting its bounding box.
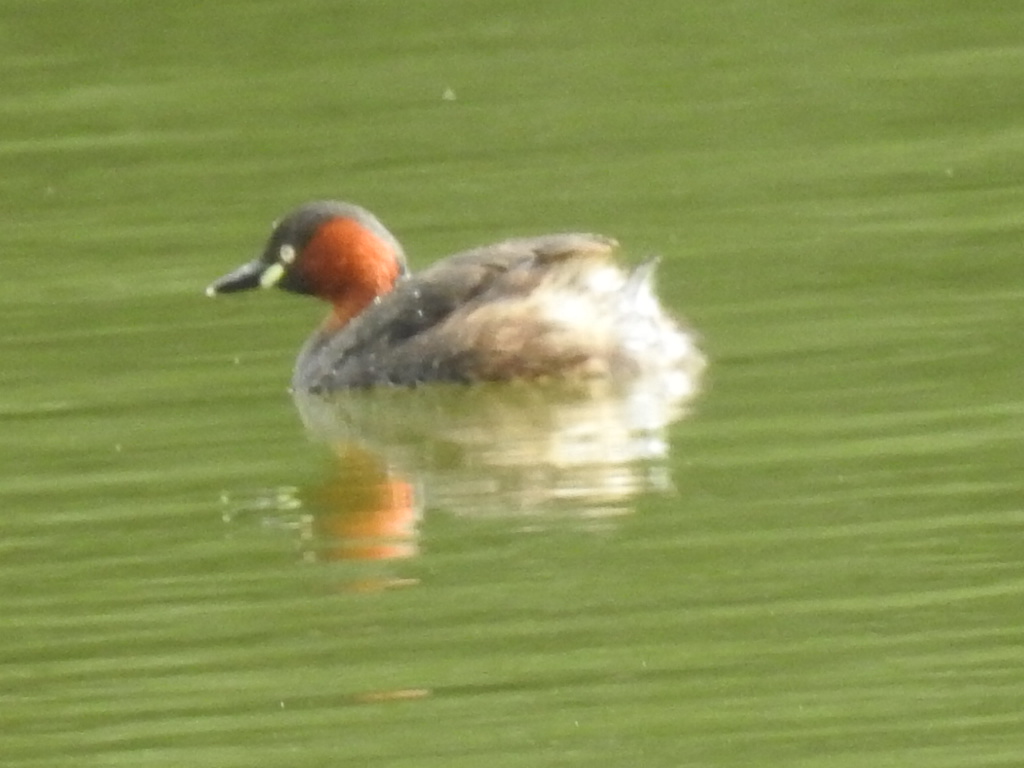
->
[207,201,704,393]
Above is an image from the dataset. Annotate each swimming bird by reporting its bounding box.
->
[207,201,704,394]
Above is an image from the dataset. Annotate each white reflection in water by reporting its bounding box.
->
[285,370,703,567]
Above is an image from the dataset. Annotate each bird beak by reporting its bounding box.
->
[206,257,269,297]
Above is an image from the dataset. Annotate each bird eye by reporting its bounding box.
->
[279,244,297,264]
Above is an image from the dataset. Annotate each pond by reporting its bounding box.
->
[3,1,1024,766]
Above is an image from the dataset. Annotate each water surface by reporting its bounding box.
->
[3,1,1024,766]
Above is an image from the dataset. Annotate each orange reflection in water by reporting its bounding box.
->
[309,443,418,563]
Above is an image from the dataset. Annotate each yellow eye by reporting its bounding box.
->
[280,244,297,264]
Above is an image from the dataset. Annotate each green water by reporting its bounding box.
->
[4,1,1024,766]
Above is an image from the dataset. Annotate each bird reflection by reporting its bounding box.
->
[292,373,702,574]
[304,443,419,562]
